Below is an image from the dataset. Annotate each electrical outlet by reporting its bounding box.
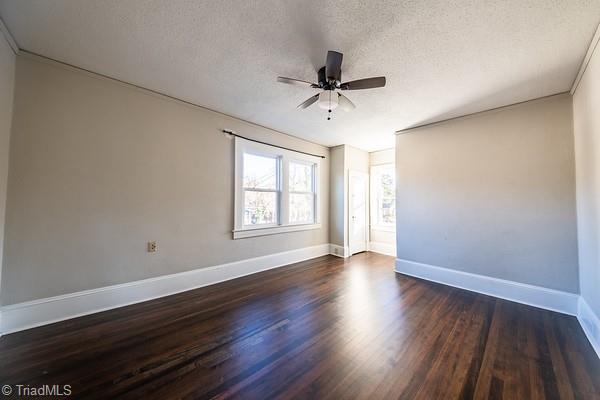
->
[147,241,157,253]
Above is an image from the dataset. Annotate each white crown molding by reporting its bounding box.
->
[18,50,329,152]
[395,92,570,136]
[571,21,600,95]
[0,244,332,335]
[395,258,579,315]
[368,241,396,257]
[578,296,600,359]
[0,17,18,54]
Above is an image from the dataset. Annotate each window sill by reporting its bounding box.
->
[233,223,321,239]
[371,225,396,232]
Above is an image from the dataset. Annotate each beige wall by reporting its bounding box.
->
[329,145,346,248]
[347,145,369,174]
[573,41,600,317]
[1,54,329,305]
[1,44,583,306]
[328,145,369,251]
[396,94,579,292]
[0,33,16,296]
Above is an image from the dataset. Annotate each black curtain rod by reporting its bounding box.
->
[222,129,326,159]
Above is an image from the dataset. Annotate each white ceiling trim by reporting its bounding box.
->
[19,50,330,152]
[19,48,580,150]
[394,92,570,136]
[2,1,599,151]
[0,16,18,54]
[571,21,600,95]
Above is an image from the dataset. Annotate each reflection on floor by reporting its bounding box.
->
[1,252,598,399]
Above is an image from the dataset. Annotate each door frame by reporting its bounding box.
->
[348,170,369,255]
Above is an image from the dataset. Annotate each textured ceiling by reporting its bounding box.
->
[1,1,599,151]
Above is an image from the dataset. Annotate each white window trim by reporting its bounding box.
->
[370,163,396,232]
[233,137,321,239]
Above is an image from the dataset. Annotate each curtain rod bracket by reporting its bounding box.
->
[221,129,325,159]
[222,129,235,139]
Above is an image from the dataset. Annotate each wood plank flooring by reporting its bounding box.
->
[1,252,599,399]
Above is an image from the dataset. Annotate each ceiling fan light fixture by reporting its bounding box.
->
[278,50,386,119]
[318,90,338,110]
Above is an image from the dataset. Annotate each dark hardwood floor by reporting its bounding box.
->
[1,252,599,399]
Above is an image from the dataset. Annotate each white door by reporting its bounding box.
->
[349,171,368,255]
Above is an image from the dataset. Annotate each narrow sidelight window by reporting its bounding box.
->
[371,164,396,228]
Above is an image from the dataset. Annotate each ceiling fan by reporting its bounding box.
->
[277,51,386,120]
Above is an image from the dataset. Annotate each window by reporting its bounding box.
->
[242,153,279,226]
[234,137,320,238]
[289,161,315,224]
[371,164,396,229]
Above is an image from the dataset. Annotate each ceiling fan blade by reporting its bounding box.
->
[297,94,319,109]
[277,76,318,87]
[338,93,356,112]
[326,51,343,82]
[340,77,386,90]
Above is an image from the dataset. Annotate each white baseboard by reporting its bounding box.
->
[395,258,579,316]
[396,258,600,361]
[0,244,331,335]
[578,297,600,359]
[329,244,349,258]
[368,241,396,257]
[3,249,597,363]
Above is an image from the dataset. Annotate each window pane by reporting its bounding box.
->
[243,153,277,190]
[381,198,396,224]
[373,164,396,226]
[380,169,395,198]
[290,193,314,224]
[244,190,277,225]
[289,162,313,192]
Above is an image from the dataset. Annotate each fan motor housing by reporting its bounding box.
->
[318,66,340,90]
